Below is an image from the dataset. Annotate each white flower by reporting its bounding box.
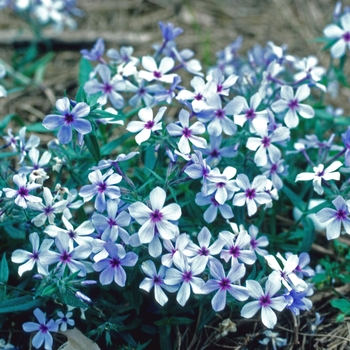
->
[295,161,342,195]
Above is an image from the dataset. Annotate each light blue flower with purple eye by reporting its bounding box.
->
[22,308,58,350]
[79,169,122,213]
[316,195,350,240]
[240,276,288,329]
[203,260,248,312]
[80,37,105,63]
[42,97,91,144]
[158,21,184,42]
[92,241,138,287]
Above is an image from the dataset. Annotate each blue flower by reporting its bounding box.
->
[42,97,91,144]
[22,308,58,350]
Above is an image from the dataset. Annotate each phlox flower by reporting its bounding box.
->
[80,37,105,62]
[195,192,234,223]
[2,128,19,151]
[206,68,238,96]
[206,166,239,205]
[261,154,288,191]
[128,186,181,243]
[44,215,95,250]
[166,109,207,154]
[154,75,182,104]
[164,254,206,306]
[90,151,139,171]
[341,126,350,167]
[42,97,91,144]
[61,189,84,220]
[40,231,92,277]
[219,229,256,266]
[203,260,248,312]
[84,64,125,109]
[91,198,131,246]
[259,330,287,349]
[240,276,288,329]
[246,119,290,167]
[265,253,307,292]
[284,289,312,316]
[233,92,268,132]
[107,45,139,65]
[323,12,350,58]
[295,161,342,195]
[79,168,122,213]
[161,233,190,267]
[126,106,166,145]
[200,135,238,167]
[19,148,51,175]
[247,224,269,257]
[158,21,184,42]
[197,94,243,136]
[316,195,350,239]
[22,308,58,350]
[271,84,314,128]
[3,173,42,209]
[11,232,54,276]
[286,252,315,278]
[28,187,68,227]
[92,241,138,286]
[185,226,225,267]
[232,174,271,216]
[139,260,178,306]
[126,79,159,108]
[139,56,177,83]
[56,311,74,332]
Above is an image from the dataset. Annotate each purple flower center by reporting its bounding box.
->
[336,209,348,221]
[262,136,271,148]
[60,251,71,263]
[153,71,162,79]
[39,324,48,333]
[219,277,231,290]
[151,209,163,223]
[259,294,271,307]
[217,85,223,93]
[108,218,117,226]
[216,182,225,188]
[182,270,193,282]
[215,109,225,119]
[182,127,192,138]
[68,230,75,238]
[103,83,113,94]
[145,120,155,129]
[229,245,240,257]
[44,206,54,215]
[62,316,68,322]
[246,109,256,120]
[250,239,257,249]
[153,275,162,284]
[18,186,29,197]
[110,258,120,268]
[270,163,278,174]
[343,32,350,42]
[199,246,209,256]
[316,170,325,177]
[210,148,220,158]
[245,188,256,199]
[64,113,75,124]
[138,87,146,95]
[30,251,39,260]
[194,93,203,101]
[288,99,299,110]
[98,182,107,193]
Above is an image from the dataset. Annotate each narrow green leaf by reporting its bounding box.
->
[0,254,8,284]
[300,217,315,252]
[281,185,306,211]
[0,297,42,314]
[84,133,101,163]
[100,132,132,156]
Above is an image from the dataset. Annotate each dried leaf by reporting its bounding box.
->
[58,328,101,350]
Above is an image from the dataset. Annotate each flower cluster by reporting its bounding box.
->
[1,3,350,348]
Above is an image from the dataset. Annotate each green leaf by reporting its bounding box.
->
[4,225,26,239]
[281,185,306,211]
[75,85,87,103]
[25,122,48,133]
[144,146,157,171]
[330,299,350,315]
[79,58,93,86]
[300,217,315,252]
[100,132,132,156]
[0,254,8,284]
[84,133,101,163]
[0,296,42,313]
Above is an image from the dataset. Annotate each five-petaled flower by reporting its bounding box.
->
[42,97,92,144]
